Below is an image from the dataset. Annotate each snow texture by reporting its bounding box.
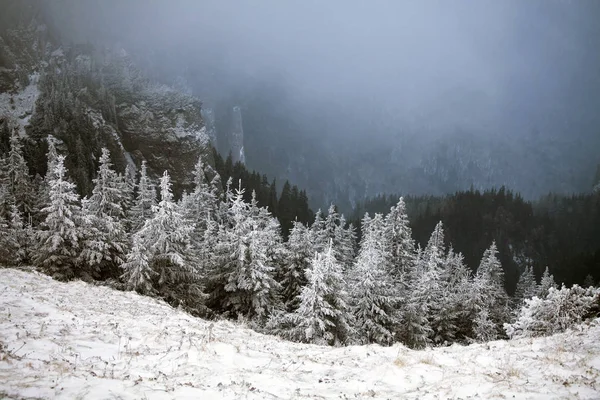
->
[1,268,599,399]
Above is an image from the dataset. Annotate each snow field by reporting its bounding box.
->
[1,268,599,400]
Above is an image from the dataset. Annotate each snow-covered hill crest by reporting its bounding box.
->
[1,268,599,400]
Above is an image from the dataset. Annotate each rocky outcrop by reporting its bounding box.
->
[0,21,210,196]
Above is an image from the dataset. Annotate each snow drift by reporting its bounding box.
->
[1,268,599,399]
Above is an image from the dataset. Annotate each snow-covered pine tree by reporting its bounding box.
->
[35,155,83,280]
[271,241,353,345]
[584,274,596,288]
[446,249,477,341]
[129,160,157,231]
[280,220,313,311]
[399,251,434,348]
[310,204,354,270]
[6,130,34,217]
[473,242,510,341]
[0,186,18,265]
[336,214,356,270]
[120,164,136,215]
[309,209,325,247]
[351,213,399,345]
[514,266,538,305]
[33,137,60,225]
[419,221,458,344]
[180,157,222,267]
[7,203,31,265]
[79,148,127,279]
[472,308,498,342]
[209,183,280,321]
[384,197,416,288]
[121,235,153,294]
[188,157,220,224]
[122,171,203,313]
[538,267,558,298]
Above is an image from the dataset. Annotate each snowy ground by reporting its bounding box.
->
[1,268,599,400]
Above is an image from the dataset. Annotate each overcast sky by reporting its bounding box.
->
[44,0,600,143]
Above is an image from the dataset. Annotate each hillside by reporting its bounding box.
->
[0,19,210,196]
[1,268,599,400]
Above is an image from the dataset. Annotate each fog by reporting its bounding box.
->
[40,0,600,202]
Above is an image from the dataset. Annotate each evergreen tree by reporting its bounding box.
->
[0,188,20,265]
[181,157,219,236]
[446,249,477,341]
[384,197,416,286]
[583,274,596,288]
[514,266,538,304]
[122,171,203,312]
[280,221,313,311]
[80,148,127,278]
[538,267,558,298]
[310,209,325,246]
[6,130,33,216]
[351,213,398,345]
[35,156,82,280]
[312,204,354,269]
[473,242,510,341]
[399,249,434,349]
[120,164,136,215]
[7,203,31,265]
[129,160,156,230]
[209,183,280,321]
[270,242,353,345]
[336,215,356,270]
[121,235,152,293]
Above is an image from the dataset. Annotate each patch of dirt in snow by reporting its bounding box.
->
[1,268,599,400]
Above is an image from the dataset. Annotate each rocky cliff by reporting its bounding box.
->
[0,18,210,195]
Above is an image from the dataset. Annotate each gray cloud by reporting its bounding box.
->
[40,0,600,198]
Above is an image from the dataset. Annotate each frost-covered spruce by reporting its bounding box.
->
[119,164,136,215]
[538,267,558,298]
[417,221,447,344]
[351,213,399,345]
[80,148,128,278]
[6,130,34,216]
[445,249,477,341]
[311,205,354,269]
[336,214,356,270]
[399,261,433,349]
[184,157,220,228]
[280,221,313,311]
[129,160,157,231]
[35,156,83,280]
[209,183,281,321]
[473,242,510,341]
[122,171,200,303]
[0,187,17,264]
[275,241,353,345]
[121,235,153,294]
[431,248,469,344]
[514,266,538,305]
[383,197,416,287]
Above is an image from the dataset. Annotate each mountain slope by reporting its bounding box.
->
[0,19,210,195]
[1,268,599,399]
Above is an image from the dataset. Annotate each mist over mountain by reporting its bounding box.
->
[8,0,600,208]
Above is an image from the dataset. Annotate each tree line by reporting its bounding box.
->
[3,131,598,348]
[352,188,600,293]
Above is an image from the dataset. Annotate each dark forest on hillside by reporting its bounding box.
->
[352,188,600,292]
